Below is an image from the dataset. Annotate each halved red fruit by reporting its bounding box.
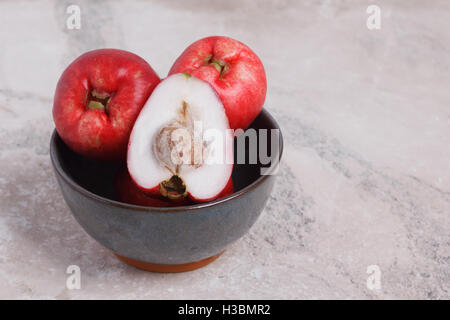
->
[127,73,234,203]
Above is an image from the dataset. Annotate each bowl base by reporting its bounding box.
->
[115,251,224,273]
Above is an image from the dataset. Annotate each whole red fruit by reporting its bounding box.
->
[53,49,160,161]
[169,36,267,130]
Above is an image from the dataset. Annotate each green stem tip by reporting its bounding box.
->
[88,100,105,111]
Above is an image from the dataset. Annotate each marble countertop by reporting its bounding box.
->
[0,0,449,299]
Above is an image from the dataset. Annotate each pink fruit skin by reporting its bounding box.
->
[53,49,160,161]
[169,36,267,130]
[116,168,234,207]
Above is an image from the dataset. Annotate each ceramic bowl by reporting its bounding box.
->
[50,109,283,272]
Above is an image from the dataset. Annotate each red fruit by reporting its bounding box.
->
[217,176,234,199]
[127,73,234,203]
[169,36,267,130]
[115,168,233,207]
[53,49,160,161]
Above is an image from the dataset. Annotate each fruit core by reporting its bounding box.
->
[153,100,208,199]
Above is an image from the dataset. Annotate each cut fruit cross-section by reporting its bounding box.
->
[127,73,234,202]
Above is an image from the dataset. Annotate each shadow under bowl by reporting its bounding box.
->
[50,109,283,272]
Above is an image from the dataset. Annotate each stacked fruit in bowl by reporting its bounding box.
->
[53,36,267,207]
[51,36,282,272]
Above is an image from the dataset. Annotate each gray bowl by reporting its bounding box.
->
[50,109,283,272]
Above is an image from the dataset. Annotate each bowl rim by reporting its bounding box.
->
[50,108,283,213]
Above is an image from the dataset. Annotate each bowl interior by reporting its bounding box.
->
[52,109,283,205]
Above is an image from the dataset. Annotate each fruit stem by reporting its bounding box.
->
[87,89,111,112]
[87,101,105,111]
[91,89,110,100]
[209,61,222,73]
[204,55,228,77]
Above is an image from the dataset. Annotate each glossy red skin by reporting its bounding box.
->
[115,168,234,207]
[53,49,160,161]
[218,177,234,199]
[169,36,267,130]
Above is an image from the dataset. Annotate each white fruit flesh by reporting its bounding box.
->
[127,73,233,201]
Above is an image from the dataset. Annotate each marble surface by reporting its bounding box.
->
[0,0,449,299]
